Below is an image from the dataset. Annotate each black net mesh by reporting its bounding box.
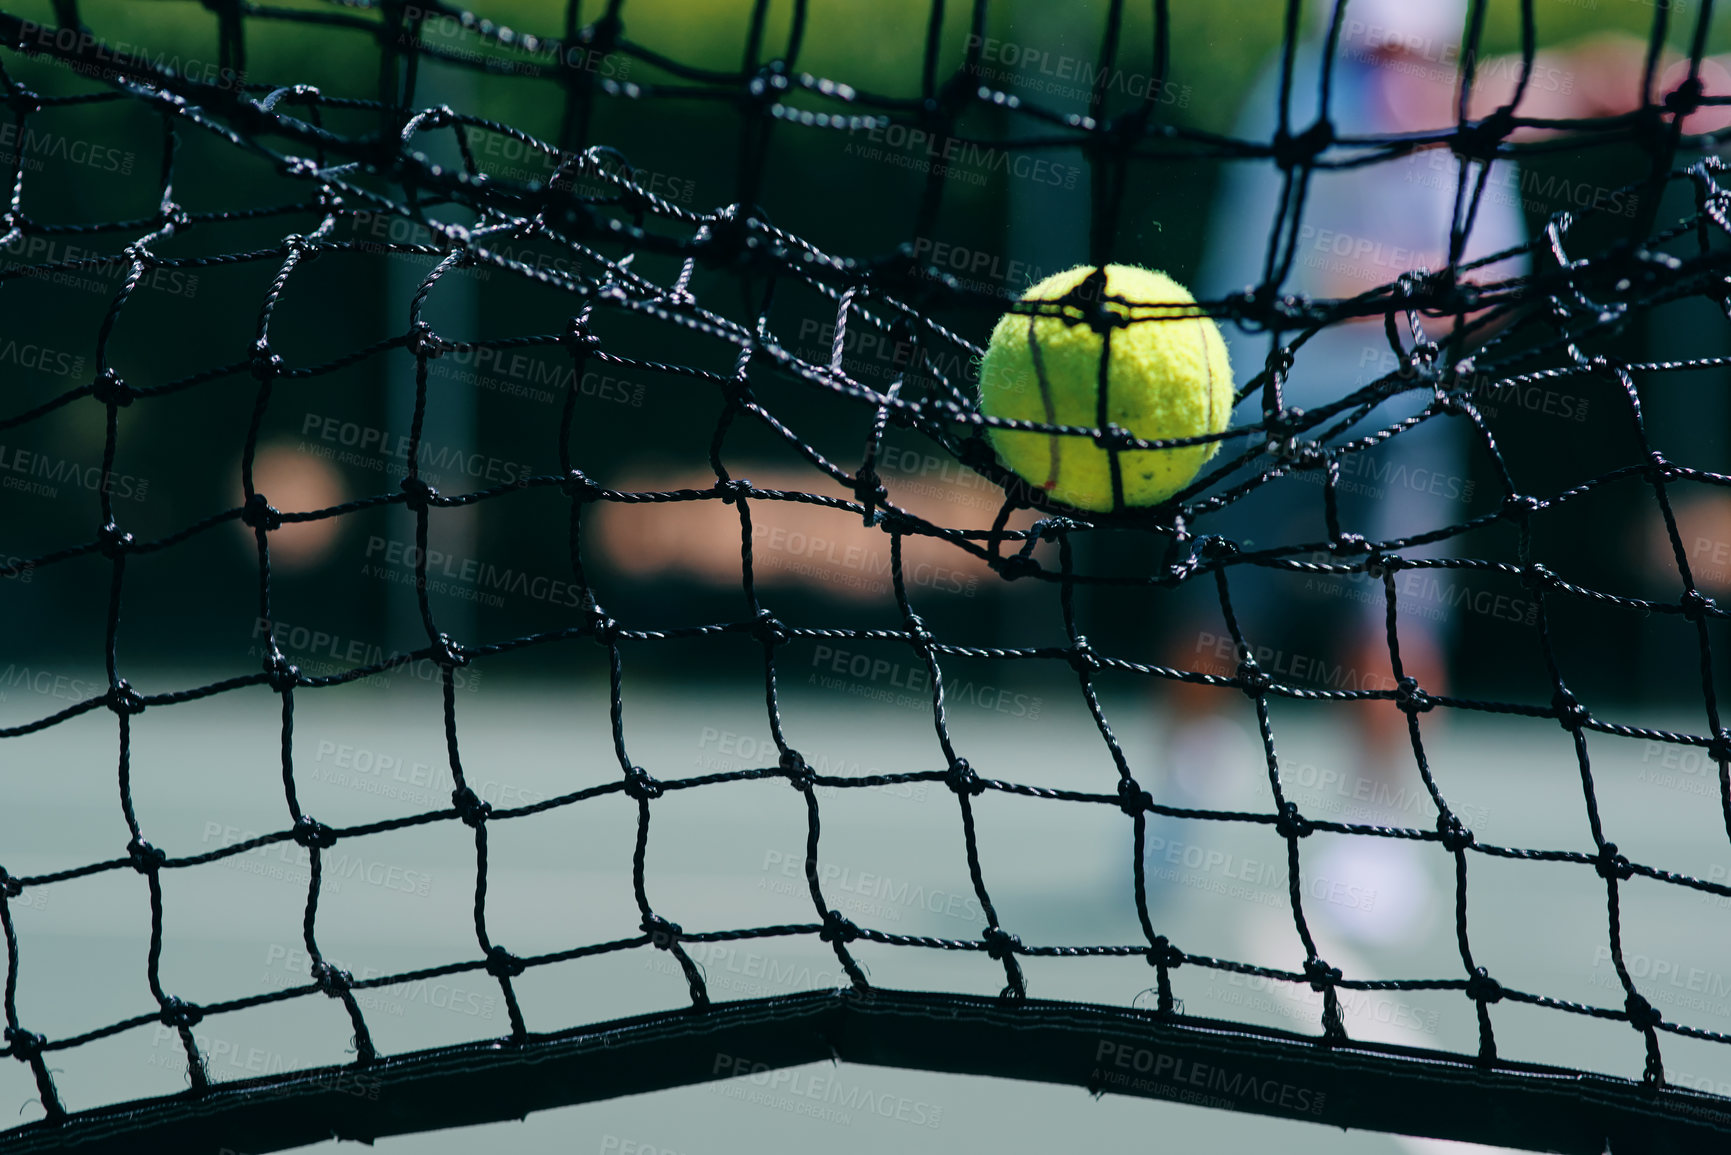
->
[3,1,1731,1152]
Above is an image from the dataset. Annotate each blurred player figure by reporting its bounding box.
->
[1162,0,1507,951]
[1165,1,1727,949]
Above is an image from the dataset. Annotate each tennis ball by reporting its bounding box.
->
[977,264,1233,512]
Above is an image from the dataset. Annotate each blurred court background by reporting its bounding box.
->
[2,1,1731,1152]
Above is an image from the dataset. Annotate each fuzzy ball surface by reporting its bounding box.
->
[977,264,1233,512]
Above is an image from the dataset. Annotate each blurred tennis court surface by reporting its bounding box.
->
[5,674,1724,1154]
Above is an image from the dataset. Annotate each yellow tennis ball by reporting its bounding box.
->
[977,264,1233,513]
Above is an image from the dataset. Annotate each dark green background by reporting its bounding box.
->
[0,0,1722,714]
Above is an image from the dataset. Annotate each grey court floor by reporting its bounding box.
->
[3,674,1726,1154]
